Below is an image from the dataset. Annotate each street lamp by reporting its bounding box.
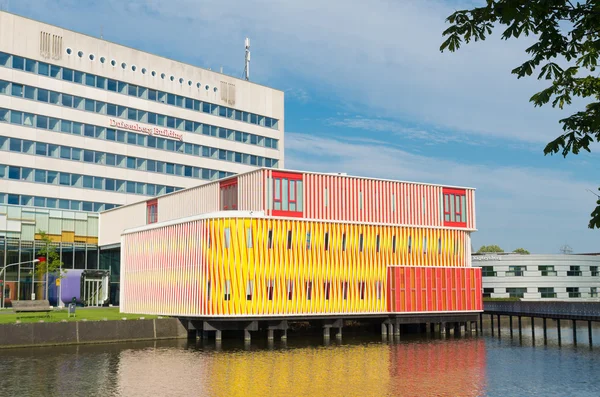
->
[0,259,40,308]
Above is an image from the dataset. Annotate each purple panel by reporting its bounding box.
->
[60,270,84,305]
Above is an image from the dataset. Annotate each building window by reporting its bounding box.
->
[246,227,253,248]
[146,199,157,224]
[224,280,231,301]
[591,287,598,298]
[359,233,364,252]
[324,281,331,300]
[567,287,581,298]
[538,287,556,298]
[324,232,329,251]
[506,287,527,298]
[376,281,382,300]
[246,280,254,300]
[342,233,347,251]
[392,235,397,253]
[306,232,311,250]
[483,288,494,298]
[287,280,294,300]
[206,281,211,301]
[481,266,497,277]
[376,235,380,253]
[324,187,328,207]
[359,281,366,300]
[267,230,273,249]
[506,266,526,277]
[567,266,582,276]
[442,188,467,227]
[590,266,598,277]
[267,280,274,301]
[539,265,557,276]
[306,281,313,300]
[408,235,412,254]
[224,228,231,249]
[287,230,292,249]
[220,178,238,210]
[342,281,348,300]
[270,172,303,216]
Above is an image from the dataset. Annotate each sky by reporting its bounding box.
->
[4,0,599,253]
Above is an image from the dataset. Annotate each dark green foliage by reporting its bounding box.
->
[441,0,600,228]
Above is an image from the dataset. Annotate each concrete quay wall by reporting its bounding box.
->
[0,318,188,349]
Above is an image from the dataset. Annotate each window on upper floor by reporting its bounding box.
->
[567,287,580,298]
[269,172,303,217]
[481,266,496,277]
[538,287,556,298]
[567,266,582,276]
[442,188,467,227]
[483,288,494,298]
[539,265,557,276]
[220,178,238,210]
[146,199,158,224]
[590,266,598,277]
[507,287,527,298]
[507,266,526,277]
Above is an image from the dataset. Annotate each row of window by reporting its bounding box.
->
[481,265,597,277]
[0,51,279,130]
[212,280,382,301]
[485,287,599,299]
[0,136,232,182]
[0,192,118,212]
[221,227,462,255]
[0,164,180,197]
[0,107,279,169]
[0,79,279,150]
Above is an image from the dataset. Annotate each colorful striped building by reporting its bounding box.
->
[110,169,481,336]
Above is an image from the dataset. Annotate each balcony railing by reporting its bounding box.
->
[567,271,583,276]
[541,271,558,276]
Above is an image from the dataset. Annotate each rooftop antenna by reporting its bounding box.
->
[244,37,251,81]
[560,244,573,255]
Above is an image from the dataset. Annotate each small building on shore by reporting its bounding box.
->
[472,253,600,300]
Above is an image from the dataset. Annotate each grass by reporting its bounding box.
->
[0,307,157,324]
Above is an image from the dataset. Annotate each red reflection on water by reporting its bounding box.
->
[388,338,487,396]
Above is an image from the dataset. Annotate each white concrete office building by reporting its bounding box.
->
[472,253,600,300]
[0,11,284,212]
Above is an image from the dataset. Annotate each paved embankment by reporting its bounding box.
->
[0,318,188,348]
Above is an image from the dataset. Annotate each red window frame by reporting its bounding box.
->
[443,188,467,227]
[220,178,238,210]
[272,171,303,217]
[146,199,158,224]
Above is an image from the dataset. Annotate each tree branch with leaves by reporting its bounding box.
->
[36,230,65,280]
[441,0,600,228]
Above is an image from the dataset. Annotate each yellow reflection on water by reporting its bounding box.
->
[115,338,486,397]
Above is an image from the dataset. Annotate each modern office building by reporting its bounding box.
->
[111,168,482,327]
[473,253,600,300]
[0,11,283,304]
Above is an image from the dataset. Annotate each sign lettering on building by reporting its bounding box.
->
[472,255,502,261]
[109,119,183,141]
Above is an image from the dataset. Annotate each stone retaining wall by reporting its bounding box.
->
[0,318,188,349]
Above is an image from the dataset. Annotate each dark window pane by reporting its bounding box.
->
[11,83,23,97]
[12,56,24,70]
[37,89,49,102]
[50,66,60,78]
[61,67,73,81]
[107,79,117,92]
[25,59,36,72]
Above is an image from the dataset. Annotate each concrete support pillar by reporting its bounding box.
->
[281,329,288,341]
[323,327,330,339]
[381,323,388,336]
[479,313,483,333]
[465,321,471,334]
[244,329,251,342]
[472,321,478,334]
[518,316,522,340]
[215,330,222,341]
[267,329,274,341]
[543,318,548,345]
[509,316,513,338]
[497,315,501,338]
[388,323,394,336]
[337,327,343,339]
[588,320,593,347]
[573,320,577,345]
[491,314,494,336]
[557,319,562,346]
[531,317,535,345]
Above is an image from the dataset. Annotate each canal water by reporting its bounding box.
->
[1,321,599,397]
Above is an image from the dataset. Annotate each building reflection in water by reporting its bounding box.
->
[112,338,486,397]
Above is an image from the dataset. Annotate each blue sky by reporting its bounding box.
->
[6,0,599,253]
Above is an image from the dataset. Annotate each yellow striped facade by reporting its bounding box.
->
[122,215,471,317]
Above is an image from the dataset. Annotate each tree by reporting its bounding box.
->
[513,247,530,255]
[440,0,600,228]
[35,230,65,299]
[477,244,504,253]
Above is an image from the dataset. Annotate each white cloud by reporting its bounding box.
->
[285,132,599,253]
[13,0,579,143]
